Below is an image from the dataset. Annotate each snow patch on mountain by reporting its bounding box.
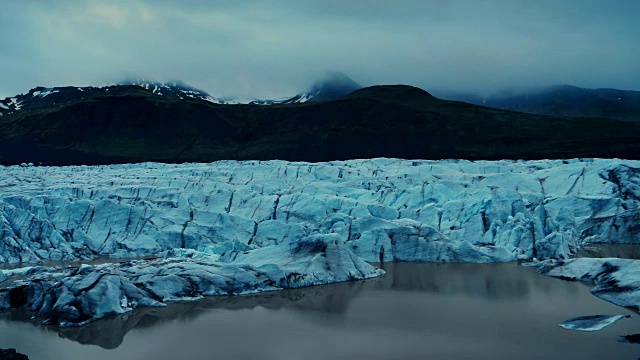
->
[117,78,226,103]
[1,72,362,113]
[31,89,60,98]
[8,97,22,110]
[248,72,361,105]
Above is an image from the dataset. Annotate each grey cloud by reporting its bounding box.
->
[1,0,638,99]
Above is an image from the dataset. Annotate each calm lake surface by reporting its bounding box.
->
[1,262,639,360]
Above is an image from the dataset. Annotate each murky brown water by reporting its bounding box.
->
[1,262,639,360]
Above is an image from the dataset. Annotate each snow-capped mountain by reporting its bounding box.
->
[117,73,360,106]
[248,72,362,105]
[117,78,237,104]
[0,86,104,116]
[0,87,59,115]
[0,72,362,116]
[0,83,207,117]
[0,82,229,117]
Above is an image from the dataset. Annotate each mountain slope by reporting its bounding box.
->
[0,86,107,116]
[117,78,236,104]
[248,72,362,105]
[0,82,228,117]
[0,73,362,115]
[304,71,362,102]
[436,85,640,122]
[1,84,640,165]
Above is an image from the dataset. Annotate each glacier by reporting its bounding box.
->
[1,158,640,325]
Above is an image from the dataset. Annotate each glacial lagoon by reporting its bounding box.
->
[1,262,638,360]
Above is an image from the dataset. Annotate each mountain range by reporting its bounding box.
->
[1,73,640,165]
[118,72,361,105]
[4,72,639,123]
[434,85,640,122]
[0,72,362,117]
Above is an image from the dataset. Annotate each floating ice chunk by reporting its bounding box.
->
[560,315,630,332]
[540,258,640,311]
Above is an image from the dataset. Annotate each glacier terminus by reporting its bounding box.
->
[1,158,639,326]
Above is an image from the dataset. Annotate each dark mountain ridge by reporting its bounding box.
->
[0,73,363,113]
[1,83,640,166]
[435,85,640,122]
[117,78,224,103]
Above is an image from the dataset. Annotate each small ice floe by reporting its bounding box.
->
[560,315,631,332]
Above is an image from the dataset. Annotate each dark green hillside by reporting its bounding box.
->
[1,85,640,165]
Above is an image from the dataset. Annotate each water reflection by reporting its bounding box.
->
[0,262,587,350]
[2,262,639,360]
[0,274,373,350]
[375,262,544,299]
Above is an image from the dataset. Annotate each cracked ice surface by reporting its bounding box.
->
[1,158,639,264]
[0,234,382,326]
[1,158,640,325]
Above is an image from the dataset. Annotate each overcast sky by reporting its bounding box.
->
[1,0,639,99]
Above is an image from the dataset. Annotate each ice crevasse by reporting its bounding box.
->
[0,158,639,325]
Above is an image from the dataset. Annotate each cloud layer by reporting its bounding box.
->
[1,0,638,99]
